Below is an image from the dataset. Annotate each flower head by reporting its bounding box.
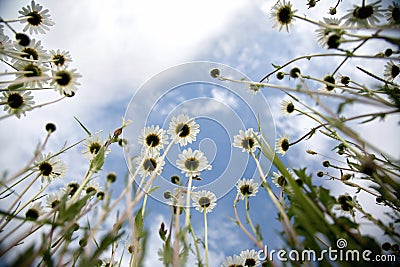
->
[138,125,169,153]
[46,190,63,209]
[280,99,295,115]
[221,254,245,267]
[385,2,400,25]
[343,1,383,28]
[1,91,35,118]
[51,68,82,95]
[276,135,290,155]
[14,61,50,87]
[384,60,399,81]
[233,128,260,153]
[270,0,298,32]
[191,190,217,213]
[176,148,211,178]
[13,38,49,63]
[82,134,109,160]
[167,114,200,146]
[323,75,336,91]
[236,178,259,200]
[84,180,101,195]
[25,202,44,221]
[239,249,261,267]
[336,193,357,215]
[19,0,55,34]
[316,18,343,49]
[136,150,164,178]
[35,153,66,183]
[0,30,14,61]
[272,170,292,188]
[49,49,72,67]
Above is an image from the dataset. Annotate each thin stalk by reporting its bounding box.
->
[203,210,209,267]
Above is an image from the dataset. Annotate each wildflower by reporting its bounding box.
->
[49,49,72,67]
[221,254,245,267]
[51,68,82,95]
[191,190,217,213]
[276,135,290,155]
[280,99,295,115]
[19,0,55,34]
[276,71,285,80]
[289,67,301,78]
[239,249,261,267]
[0,30,14,61]
[13,38,49,63]
[136,150,164,178]
[272,170,292,188]
[385,2,400,25]
[14,61,50,87]
[35,153,66,183]
[270,0,298,32]
[84,180,101,195]
[167,114,200,146]
[138,125,169,152]
[384,60,399,81]
[125,240,135,254]
[101,258,118,267]
[65,181,80,197]
[176,148,211,178]
[46,190,63,209]
[247,84,261,94]
[236,178,259,200]
[45,122,56,133]
[1,91,34,118]
[323,75,336,91]
[106,172,117,183]
[343,1,383,28]
[233,128,260,153]
[82,134,109,160]
[210,68,220,78]
[316,18,343,49]
[338,74,351,85]
[25,202,44,221]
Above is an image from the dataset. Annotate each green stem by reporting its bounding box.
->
[245,196,260,241]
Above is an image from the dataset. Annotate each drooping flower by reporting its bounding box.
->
[13,38,49,63]
[342,1,383,28]
[316,17,343,49]
[35,153,67,183]
[167,114,200,146]
[191,190,217,213]
[236,178,259,200]
[46,190,63,209]
[25,202,44,221]
[270,0,298,32]
[138,125,169,153]
[18,0,55,34]
[239,249,261,267]
[385,2,400,25]
[233,128,261,153]
[176,148,211,178]
[272,170,290,188]
[280,99,295,115]
[84,180,101,195]
[1,91,35,118]
[14,61,50,88]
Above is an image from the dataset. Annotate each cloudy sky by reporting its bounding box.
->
[1,0,399,266]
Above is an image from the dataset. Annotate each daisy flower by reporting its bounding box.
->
[272,170,292,188]
[247,84,261,95]
[84,180,101,195]
[316,18,343,49]
[191,190,217,213]
[276,135,290,155]
[1,91,34,118]
[270,0,298,32]
[13,38,49,63]
[65,181,80,197]
[19,0,55,35]
[384,60,399,81]
[51,68,82,96]
[82,134,109,160]
[385,2,400,25]
[0,30,14,61]
[49,49,72,67]
[239,249,261,267]
[46,190,63,209]
[25,202,44,221]
[138,125,169,152]
[35,153,67,183]
[176,148,212,178]
[136,150,165,178]
[342,1,383,28]
[336,193,357,215]
[236,178,259,200]
[233,128,261,153]
[221,254,245,267]
[167,114,200,146]
[323,74,336,91]
[14,61,50,88]
[280,99,295,116]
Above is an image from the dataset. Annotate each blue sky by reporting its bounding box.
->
[1,0,400,266]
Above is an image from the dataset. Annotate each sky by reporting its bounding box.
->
[1,0,399,266]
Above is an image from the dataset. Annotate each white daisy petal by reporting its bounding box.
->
[236,178,259,200]
[233,128,260,153]
[167,114,200,146]
[176,148,211,178]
